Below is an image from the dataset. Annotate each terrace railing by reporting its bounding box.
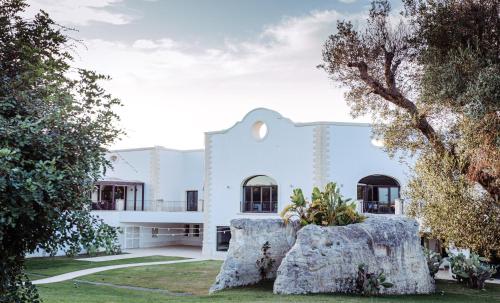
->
[91,199,204,212]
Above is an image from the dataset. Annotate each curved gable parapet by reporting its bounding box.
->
[206,107,373,136]
[206,107,296,136]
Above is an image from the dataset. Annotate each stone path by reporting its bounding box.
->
[33,258,206,285]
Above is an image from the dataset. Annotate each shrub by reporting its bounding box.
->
[423,247,442,278]
[255,241,275,281]
[281,182,364,226]
[356,263,393,296]
[449,252,497,289]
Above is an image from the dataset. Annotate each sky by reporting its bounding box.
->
[25,0,401,150]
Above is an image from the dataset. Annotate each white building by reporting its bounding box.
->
[94,108,410,259]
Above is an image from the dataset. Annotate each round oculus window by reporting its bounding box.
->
[252,121,268,140]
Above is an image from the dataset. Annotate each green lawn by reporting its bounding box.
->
[26,255,187,279]
[35,260,500,303]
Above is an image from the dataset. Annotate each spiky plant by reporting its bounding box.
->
[281,182,364,226]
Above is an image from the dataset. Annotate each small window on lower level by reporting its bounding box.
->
[193,224,200,237]
[151,227,159,238]
[216,226,231,251]
[184,224,190,237]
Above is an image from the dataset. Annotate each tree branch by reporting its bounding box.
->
[347,60,447,155]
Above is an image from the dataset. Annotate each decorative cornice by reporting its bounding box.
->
[149,147,161,210]
[313,125,330,188]
[202,134,214,257]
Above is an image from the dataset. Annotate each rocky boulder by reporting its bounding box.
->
[210,218,299,293]
[273,215,434,295]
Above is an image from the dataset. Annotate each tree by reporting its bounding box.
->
[320,0,499,255]
[0,0,122,300]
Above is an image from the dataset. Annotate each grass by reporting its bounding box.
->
[35,260,500,303]
[79,260,219,295]
[25,255,187,279]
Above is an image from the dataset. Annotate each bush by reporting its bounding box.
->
[423,247,442,278]
[280,182,364,226]
[449,252,497,289]
[255,241,275,281]
[356,263,393,296]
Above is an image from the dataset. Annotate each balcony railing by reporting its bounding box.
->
[362,201,395,214]
[355,199,405,215]
[91,199,204,212]
[145,199,204,212]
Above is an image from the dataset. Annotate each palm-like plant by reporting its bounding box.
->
[281,182,364,226]
[280,188,309,226]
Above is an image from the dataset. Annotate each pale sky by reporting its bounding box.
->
[25,0,400,150]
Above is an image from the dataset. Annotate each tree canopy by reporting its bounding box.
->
[320,0,499,255]
[0,0,122,300]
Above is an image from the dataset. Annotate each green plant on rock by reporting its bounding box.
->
[280,188,310,226]
[255,241,276,281]
[356,263,394,296]
[423,247,443,278]
[449,252,497,289]
[281,182,365,226]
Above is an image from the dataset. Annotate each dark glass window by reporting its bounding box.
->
[184,224,190,237]
[357,175,400,214]
[242,175,278,213]
[186,191,198,211]
[216,226,231,251]
[193,224,200,237]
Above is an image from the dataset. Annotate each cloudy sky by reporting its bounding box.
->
[25,0,401,150]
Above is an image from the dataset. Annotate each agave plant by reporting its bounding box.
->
[281,182,364,226]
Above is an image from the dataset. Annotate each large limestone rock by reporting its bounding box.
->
[210,218,299,293]
[274,215,434,295]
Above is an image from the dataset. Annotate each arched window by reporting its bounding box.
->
[357,175,400,214]
[242,175,278,213]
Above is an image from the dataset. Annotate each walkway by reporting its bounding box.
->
[436,269,500,285]
[33,258,206,285]
[80,245,203,262]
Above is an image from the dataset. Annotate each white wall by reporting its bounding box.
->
[203,108,315,258]
[327,124,411,200]
[203,108,412,258]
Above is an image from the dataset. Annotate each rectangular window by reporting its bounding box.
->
[261,187,271,212]
[184,224,190,237]
[186,191,198,211]
[216,226,231,251]
[357,185,365,200]
[193,224,200,237]
[390,187,400,202]
[152,227,159,238]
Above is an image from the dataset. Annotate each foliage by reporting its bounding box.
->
[449,253,497,290]
[423,247,442,278]
[64,216,122,257]
[281,182,364,227]
[407,154,500,255]
[356,263,393,296]
[255,241,276,281]
[0,0,122,300]
[320,0,500,255]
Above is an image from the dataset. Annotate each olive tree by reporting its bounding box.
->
[320,0,499,255]
[1,0,122,300]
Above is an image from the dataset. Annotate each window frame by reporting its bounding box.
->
[216,226,231,251]
[242,176,278,213]
[186,190,198,211]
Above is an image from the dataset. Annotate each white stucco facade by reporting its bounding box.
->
[93,108,411,258]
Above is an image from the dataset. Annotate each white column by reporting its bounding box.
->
[395,198,404,215]
[355,199,364,214]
